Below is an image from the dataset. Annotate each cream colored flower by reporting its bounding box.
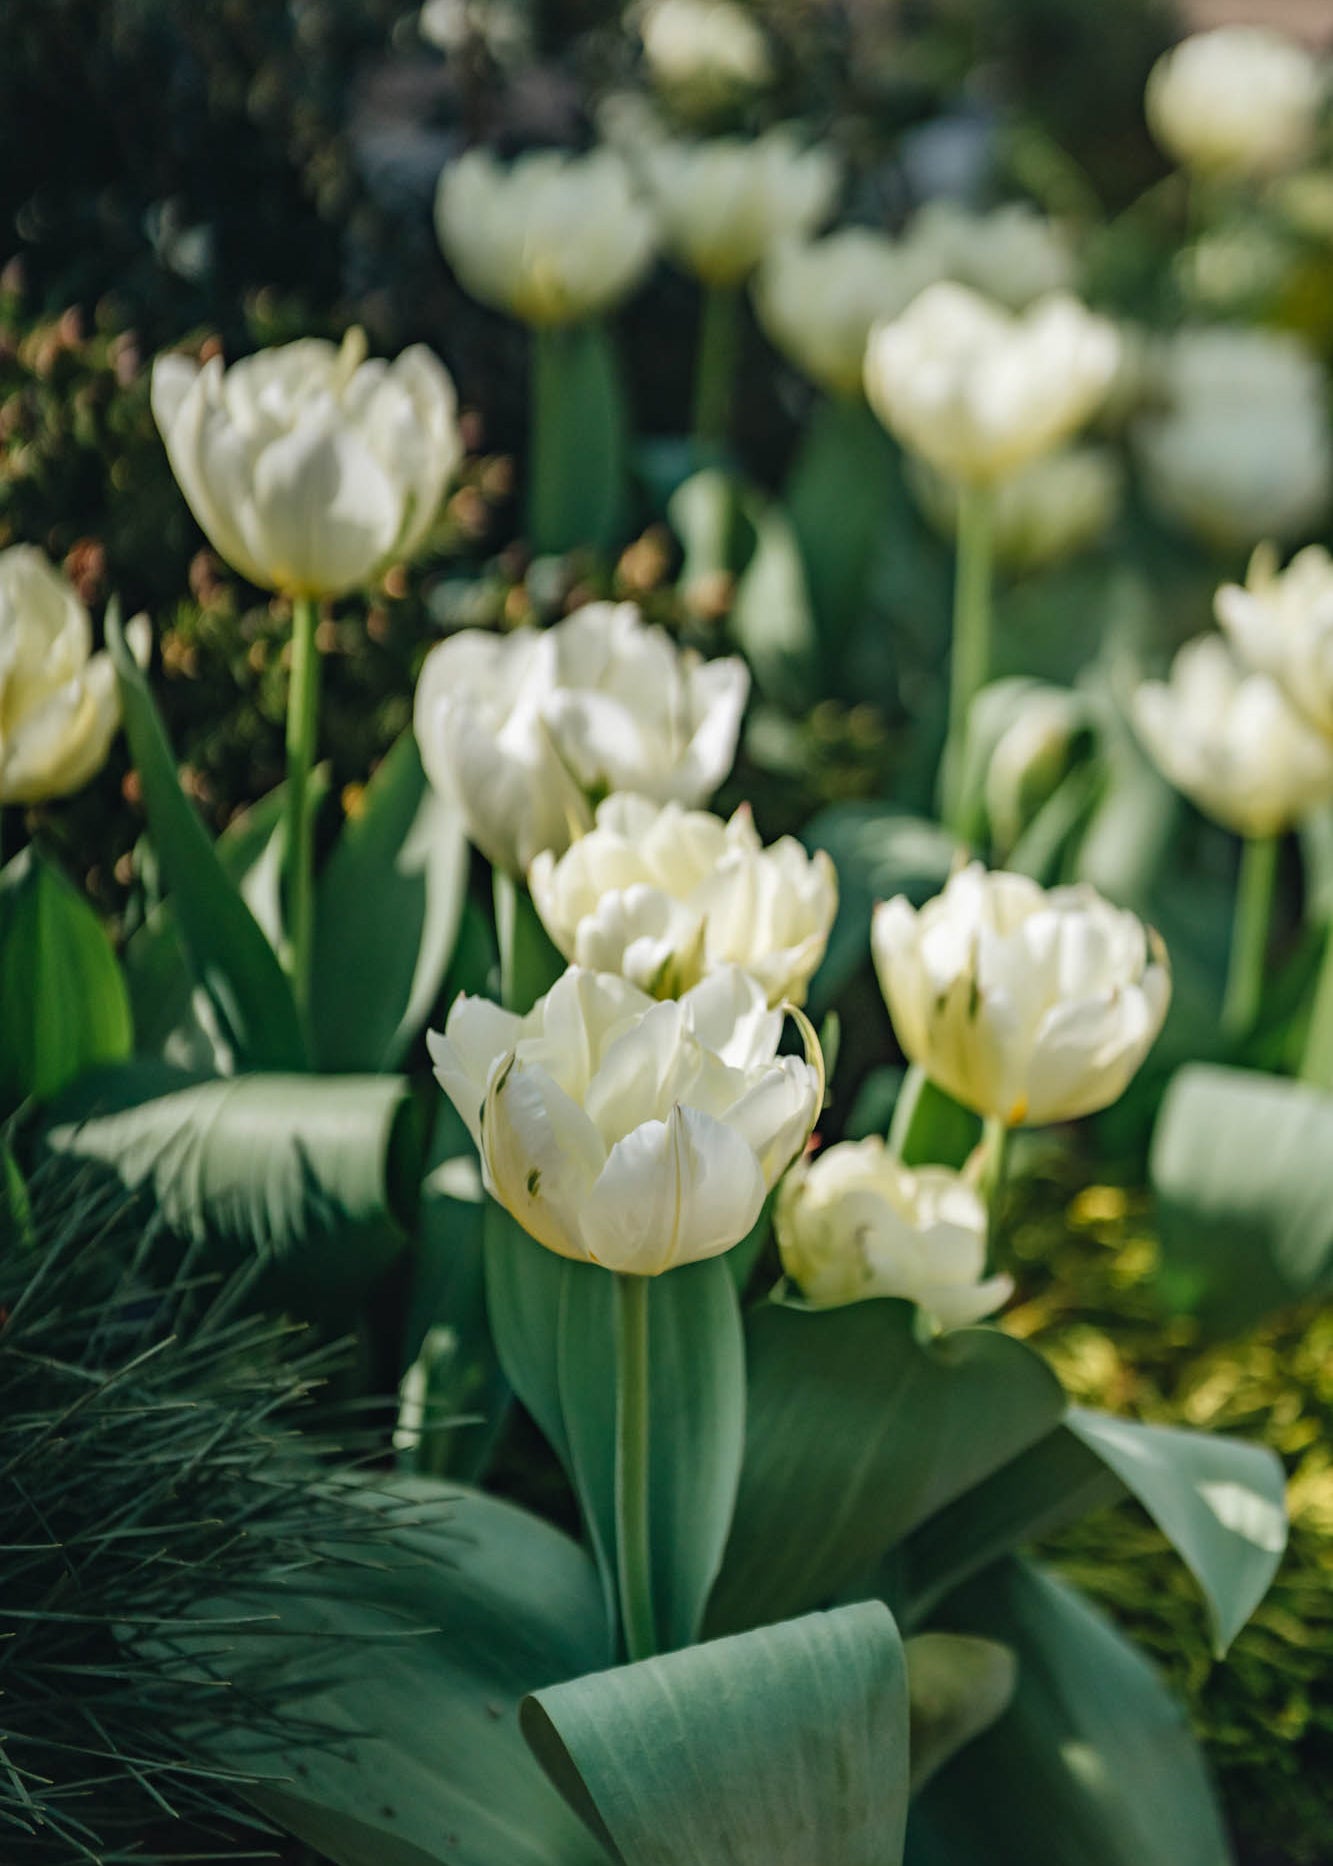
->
[434,148,658,326]
[0,547,119,805]
[430,965,822,1273]
[1215,543,1333,736]
[775,1137,1010,1328]
[1132,635,1333,838]
[640,127,840,286]
[414,603,750,875]
[1146,27,1323,182]
[903,201,1076,310]
[152,330,460,598]
[906,445,1123,573]
[863,283,1121,484]
[528,792,836,1005]
[641,0,773,114]
[753,229,944,396]
[871,864,1170,1128]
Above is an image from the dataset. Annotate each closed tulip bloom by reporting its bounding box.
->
[528,793,837,1005]
[1132,635,1333,838]
[430,965,823,1273]
[0,546,119,805]
[872,864,1170,1128]
[414,603,749,874]
[640,127,840,286]
[641,0,773,114]
[753,229,945,397]
[907,445,1123,573]
[1146,28,1323,182]
[903,201,1076,310]
[864,284,1121,484]
[775,1137,1011,1329]
[435,148,658,326]
[1216,543,1333,736]
[152,329,461,598]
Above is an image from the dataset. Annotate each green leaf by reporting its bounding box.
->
[887,1064,981,1171]
[911,1560,1232,1866]
[41,1063,422,1311]
[311,731,468,1072]
[522,1599,910,1866]
[0,846,132,1114]
[904,1632,1016,1793]
[484,1200,575,1468]
[1152,1062,1333,1326]
[706,1297,1065,1635]
[106,604,306,1070]
[728,493,818,710]
[530,321,628,556]
[785,396,898,664]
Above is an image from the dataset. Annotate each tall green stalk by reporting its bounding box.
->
[980,1113,1010,1251]
[692,284,741,454]
[1221,833,1277,1043]
[941,482,996,839]
[1300,919,1333,1088]
[282,593,322,1013]
[614,1271,656,1663]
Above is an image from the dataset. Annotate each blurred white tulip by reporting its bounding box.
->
[430,965,822,1273]
[640,0,773,115]
[902,200,1077,310]
[1146,27,1323,182]
[871,863,1170,1127]
[0,547,120,805]
[775,1136,1010,1328]
[906,445,1123,573]
[1216,543,1333,737]
[640,126,840,286]
[152,330,461,598]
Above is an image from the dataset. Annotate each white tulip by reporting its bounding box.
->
[906,445,1123,573]
[0,547,119,805]
[1134,327,1331,548]
[1146,28,1323,182]
[528,792,836,1006]
[430,965,823,1273]
[753,229,945,397]
[871,864,1170,1128]
[863,283,1121,484]
[152,329,461,598]
[775,1137,1011,1329]
[414,602,749,874]
[1215,543,1333,737]
[639,126,840,286]
[1132,635,1333,839]
[434,148,658,327]
[640,0,773,114]
[903,201,1076,310]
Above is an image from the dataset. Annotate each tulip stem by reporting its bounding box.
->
[614,1271,657,1663]
[941,481,996,840]
[282,594,322,1013]
[1222,832,1277,1042]
[1300,917,1333,1089]
[692,284,741,455]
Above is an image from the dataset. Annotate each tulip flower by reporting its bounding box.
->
[0,547,119,807]
[528,793,837,1006]
[775,1137,1010,1329]
[1214,543,1333,738]
[1146,28,1323,184]
[640,0,774,118]
[902,201,1076,311]
[871,863,1170,1131]
[414,602,750,878]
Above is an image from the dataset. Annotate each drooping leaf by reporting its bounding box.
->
[529,321,629,556]
[904,1632,1016,1793]
[523,1599,910,1866]
[0,845,132,1114]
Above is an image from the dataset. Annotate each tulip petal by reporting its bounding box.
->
[250,417,404,597]
[428,995,526,1145]
[484,1058,607,1261]
[582,1103,766,1274]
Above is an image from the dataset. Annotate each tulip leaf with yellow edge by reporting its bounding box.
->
[522,1600,909,1866]
[310,729,468,1073]
[105,603,307,1071]
[909,1559,1231,1866]
[0,845,132,1117]
[706,1295,1065,1636]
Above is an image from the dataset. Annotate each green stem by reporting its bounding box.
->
[980,1113,1010,1251]
[528,325,563,556]
[493,867,519,1012]
[282,594,322,1013]
[691,284,741,455]
[941,481,996,839]
[1300,918,1333,1090]
[1221,833,1277,1043]
[614,1271,656,1663]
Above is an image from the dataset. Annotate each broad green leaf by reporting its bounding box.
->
[495,869,567,1013]
[41,1063,421,1311]
[887,1064,981,1172]
[905,1632,1016,1793]
[911,1560,1232,1866]
[530,321,628,556]
[1152,1062,1333,1325]
[311,731,468,1072]
[0,846,131,1114]
[523,1599,910,1866]
[728,494,818,710]
[706,1297,1065,1635]
[786,396,898,664]
[106,605,305,1070]
[484,1200,575,1466]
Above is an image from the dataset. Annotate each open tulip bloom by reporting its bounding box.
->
[0,546,119,808]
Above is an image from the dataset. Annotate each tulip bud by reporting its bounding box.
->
[1132,635,1333,839]
[1146,28,1323,183]
[414,602,750,875]
[1215,543,1333,738]
[151,331,462,598]
[902,201,1076,310]
[863,284,1121,484]
[753,230,944,398]
[871,863,1170,1128]
[528,793,837,1006]
[640,0,774,118]
[0,546,120,805]
[434,149,658,327]
[983,686,1090,853]
[430,965,823,1274]
[906,446,1123,574]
